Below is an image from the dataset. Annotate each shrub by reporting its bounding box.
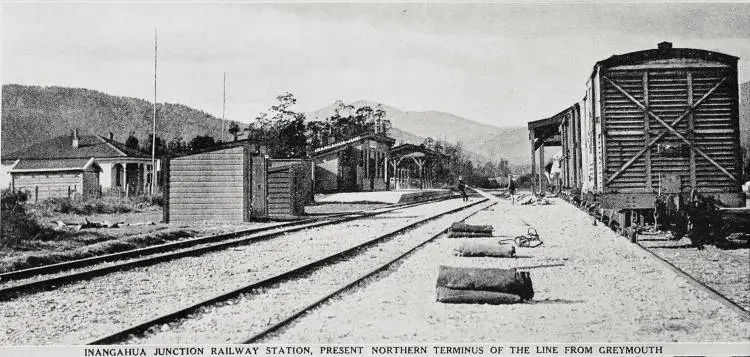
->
[1,189,51,247]
[515,174,534,188]
[32,193,164,215]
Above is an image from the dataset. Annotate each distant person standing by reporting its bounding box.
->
[458,176,468,202]
[507,174,516,204]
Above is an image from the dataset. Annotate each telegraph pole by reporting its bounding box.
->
[151,28,158,195]
[221,72,226,142]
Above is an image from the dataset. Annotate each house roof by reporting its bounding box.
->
[10,158,102,173]
[2,134,150,161]
[312,134,396,157]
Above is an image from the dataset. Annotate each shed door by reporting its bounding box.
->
[251,155,268,218]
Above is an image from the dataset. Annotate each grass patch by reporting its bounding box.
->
[0,228,195,273]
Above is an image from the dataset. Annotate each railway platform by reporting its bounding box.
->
[315,189,455,205]
[273,196,750,342]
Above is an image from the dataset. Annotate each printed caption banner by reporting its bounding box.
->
[1,343,748,357]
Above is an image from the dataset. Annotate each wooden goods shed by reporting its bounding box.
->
[9,158,102,201]
[163,141,268,224]
[267,159,313,218]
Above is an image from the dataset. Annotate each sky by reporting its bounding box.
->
[2,2,749,128]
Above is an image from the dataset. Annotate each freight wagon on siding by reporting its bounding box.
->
[529,42,745,232]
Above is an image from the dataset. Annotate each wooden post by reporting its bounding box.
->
[687,71,697,191]
[243,144,251,222]
[162,159,170,223]
[530,131,536,195]
[643,72,652,191]
[251,148,268,219]
[539,142,546,194]
[35,186,38,203]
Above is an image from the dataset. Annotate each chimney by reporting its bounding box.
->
[109,132,114,140]
[72,129,79,148]
[658,41,672,50]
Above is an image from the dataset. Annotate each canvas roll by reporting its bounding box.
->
[450,222,493,233]
[435,286,521,304]
[436,266,534,300]
[447,231,493,238]
[455,242,515,257]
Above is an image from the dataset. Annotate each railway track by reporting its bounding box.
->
[88,198,494,344]
[559,195,750,322]
[0,197,450,301]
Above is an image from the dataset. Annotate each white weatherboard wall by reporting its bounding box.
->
[0,162,16,189]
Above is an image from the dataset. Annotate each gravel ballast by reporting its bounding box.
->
[270,197,750,342]
[0,198,473,345]
[127,201,494,344]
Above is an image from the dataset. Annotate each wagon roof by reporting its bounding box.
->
[2,134,149,161]
[596,45,738,69]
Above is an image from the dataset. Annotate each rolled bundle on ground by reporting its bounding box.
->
[436,286,521,304]
[450,222,493,233]
[447,231,493,238]
[436,266,534,300]
[455,242,515,257]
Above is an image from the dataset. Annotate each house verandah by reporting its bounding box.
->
[1,132,158,197]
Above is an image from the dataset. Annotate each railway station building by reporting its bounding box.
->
[311,133,396,193]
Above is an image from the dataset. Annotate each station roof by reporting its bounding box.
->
[311,133,396,157]
[390,143,447,159]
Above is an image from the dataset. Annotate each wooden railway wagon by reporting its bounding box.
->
[531,42,746,230]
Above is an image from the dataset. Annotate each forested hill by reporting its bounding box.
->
[1,84,239,155]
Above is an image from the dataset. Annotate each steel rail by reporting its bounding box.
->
[243,200,497,343]
[634,242,750,322]
[87,198,490,345]
[0,197,452,301]
[560,196,750,322]
[0,198,447,282]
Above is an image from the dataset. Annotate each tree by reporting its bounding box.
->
[189,135,216,151]
[142,134,167,156]
[246,92,308,158]
[125,132,139,150]
[168,136,187,155]
[228,122,240,142]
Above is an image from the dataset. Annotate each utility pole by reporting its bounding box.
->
[221,72,226,142]
[151,28,158,196]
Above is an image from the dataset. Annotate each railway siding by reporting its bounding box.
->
[124,201,494,344]
[271,198,750,342]
[0,198,472,345]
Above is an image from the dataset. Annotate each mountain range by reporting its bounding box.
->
[1,84,241,156]
[2,83,748,167]
[307,100,529,165]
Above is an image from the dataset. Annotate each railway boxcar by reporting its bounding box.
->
[530,42,745,232]
[584,42,744,209]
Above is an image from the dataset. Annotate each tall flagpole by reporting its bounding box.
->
[151,28,158,195]
[221,72,226,142]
